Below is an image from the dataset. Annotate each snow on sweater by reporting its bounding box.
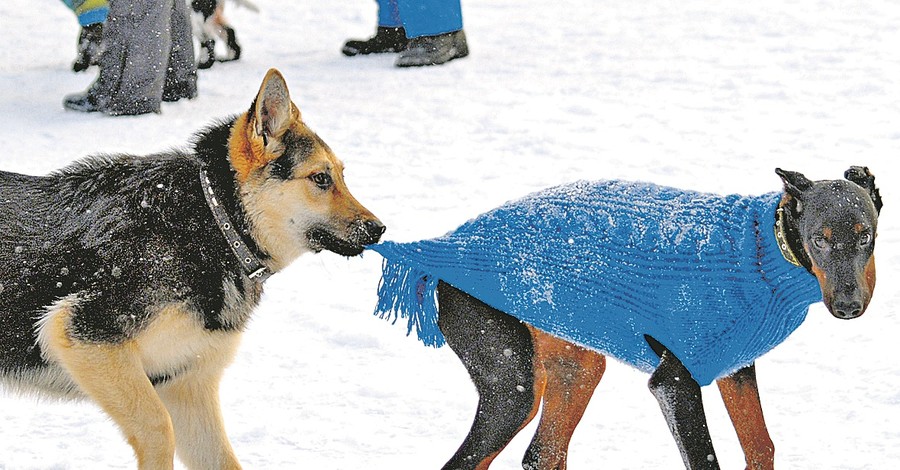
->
[369,180,822,385]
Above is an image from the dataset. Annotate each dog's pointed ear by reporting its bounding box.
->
[229,69,303,182]
[844,166,883,215]
[252,69,300,145]
[775,168,814,201]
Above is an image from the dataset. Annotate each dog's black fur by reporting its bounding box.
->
[435,167,882,470]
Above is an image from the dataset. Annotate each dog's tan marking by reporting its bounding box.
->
[137,304,244,469]
[157,372,242,470]
[717,369,774,470]
[36,299,246,469]
[862,255,876,309]
[135,303,242,383]
[528,327,605,469]
[822,226,833,240]
[804,244,832,307]
[39,306,176,470]
[240,173,320,270]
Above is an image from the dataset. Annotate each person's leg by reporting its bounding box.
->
[162,0,197,102]
[65,0,172,115]
[63,0,126,111]
[377,0,402,27]
[104,0,173,115]
[395,0,467,67]
[396,0,461,38]
[342,0,409,56]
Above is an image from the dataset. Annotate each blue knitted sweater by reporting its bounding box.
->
[370,180,822,385]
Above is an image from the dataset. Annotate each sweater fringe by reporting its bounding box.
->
[374,257,445,347]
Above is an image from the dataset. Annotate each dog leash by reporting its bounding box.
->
[199,168,272,283]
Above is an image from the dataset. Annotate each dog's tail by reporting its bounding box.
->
[369,243,445,347]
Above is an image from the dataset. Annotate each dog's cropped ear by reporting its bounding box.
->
[844,166,883,215]
[252,68,300,146]
[775,168,814,202]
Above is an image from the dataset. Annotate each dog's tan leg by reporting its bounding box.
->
[156,335,243,470]
[524,327,606,470]
[39,308,176,470]
[157,371,242,469]
[716,364,774,470]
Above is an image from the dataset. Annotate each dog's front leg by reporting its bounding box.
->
[157,371,242,470]
[716,364,774,470]
[645,335,719,470]
[156,333,243,470]
[40,309,176,470]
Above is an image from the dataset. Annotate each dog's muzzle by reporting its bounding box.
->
[307,219,385,257]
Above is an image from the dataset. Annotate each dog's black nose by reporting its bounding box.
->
[363,219,386,243]
[365,219,386,235]
[832,300,863,319]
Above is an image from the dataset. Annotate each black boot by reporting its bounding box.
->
[342,27,409,56]
[163,77,198,103]
[72,23,104,73]
[395,30,468,67]
[63,91,104,113]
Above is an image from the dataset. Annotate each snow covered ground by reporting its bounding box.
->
[1,0,898,468]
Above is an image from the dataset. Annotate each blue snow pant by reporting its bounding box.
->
[376,0,463,38]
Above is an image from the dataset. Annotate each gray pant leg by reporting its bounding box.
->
[164,0,197,94]
[94,0,173,115]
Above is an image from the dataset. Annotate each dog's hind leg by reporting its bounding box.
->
[522,328,605,470]
[38,308,176,470]
[438,282,541,470]
[716,364,774,470]
[645,335,719,470]
[156,333,243,470]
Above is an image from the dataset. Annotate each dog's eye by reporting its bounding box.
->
[859,232,872,246]
[309,172,333,189]
[812,235,829,251]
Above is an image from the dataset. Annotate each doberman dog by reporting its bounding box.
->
[435,167,881,469]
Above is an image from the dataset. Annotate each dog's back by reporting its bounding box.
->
[1,170,55,243]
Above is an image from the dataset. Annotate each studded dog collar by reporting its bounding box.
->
[774,206,802,267]
[200,168,272,283]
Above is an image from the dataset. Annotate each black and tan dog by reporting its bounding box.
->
[0,69,383,469]
[436,168,881,470]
